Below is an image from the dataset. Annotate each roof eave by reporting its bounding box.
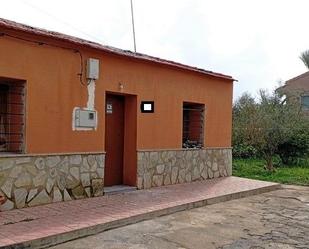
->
[0,18,236,82]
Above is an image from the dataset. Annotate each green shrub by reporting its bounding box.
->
[277,124,309,165]
[233,144,257,158]
[233,90,309,170]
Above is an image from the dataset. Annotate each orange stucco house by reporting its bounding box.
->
[0,18,235,210]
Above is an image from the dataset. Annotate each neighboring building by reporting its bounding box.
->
[0,18,235,210]
[277,71,309,115]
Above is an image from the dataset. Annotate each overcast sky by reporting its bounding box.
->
[1,0,309,99]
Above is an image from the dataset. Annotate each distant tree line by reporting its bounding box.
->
[233,90,309,171]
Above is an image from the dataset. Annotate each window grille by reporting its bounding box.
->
[182,102,205,149]
[0,82,25,153]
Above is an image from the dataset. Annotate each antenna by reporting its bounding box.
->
[130,0,137,52]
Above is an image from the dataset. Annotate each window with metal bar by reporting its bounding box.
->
[0,81,25,153]
[182,102,205,149]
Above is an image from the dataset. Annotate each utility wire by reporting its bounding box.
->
[0,32,86,86]
[16,0,104,44]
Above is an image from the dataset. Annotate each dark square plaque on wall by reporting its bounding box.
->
[141,101,154,113]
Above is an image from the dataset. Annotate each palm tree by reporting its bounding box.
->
[300,50,309,69]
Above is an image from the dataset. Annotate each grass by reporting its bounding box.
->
[233,158,309,186]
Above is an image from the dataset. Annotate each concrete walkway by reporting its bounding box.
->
[50,185,309,249]
[0,177,280,249]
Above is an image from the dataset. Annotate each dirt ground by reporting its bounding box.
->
[50,185,309,249]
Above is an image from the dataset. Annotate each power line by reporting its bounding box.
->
[16,0,104,43]
[0,32,86,86]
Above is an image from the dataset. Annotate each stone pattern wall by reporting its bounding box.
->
[137,148,232,189]
[0,153,105,211]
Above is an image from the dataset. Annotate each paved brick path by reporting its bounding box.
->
[0,177,279,248]
[51,185,309,249]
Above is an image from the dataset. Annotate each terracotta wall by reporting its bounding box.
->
[0,31,233,154]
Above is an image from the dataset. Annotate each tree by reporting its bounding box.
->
[233,90,308,171]
[252,90,299,170]
[232,93,258,158]
[300,50,309,69]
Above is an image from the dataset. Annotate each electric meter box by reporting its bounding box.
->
[86,58,99,80]
[75,109,97,128]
